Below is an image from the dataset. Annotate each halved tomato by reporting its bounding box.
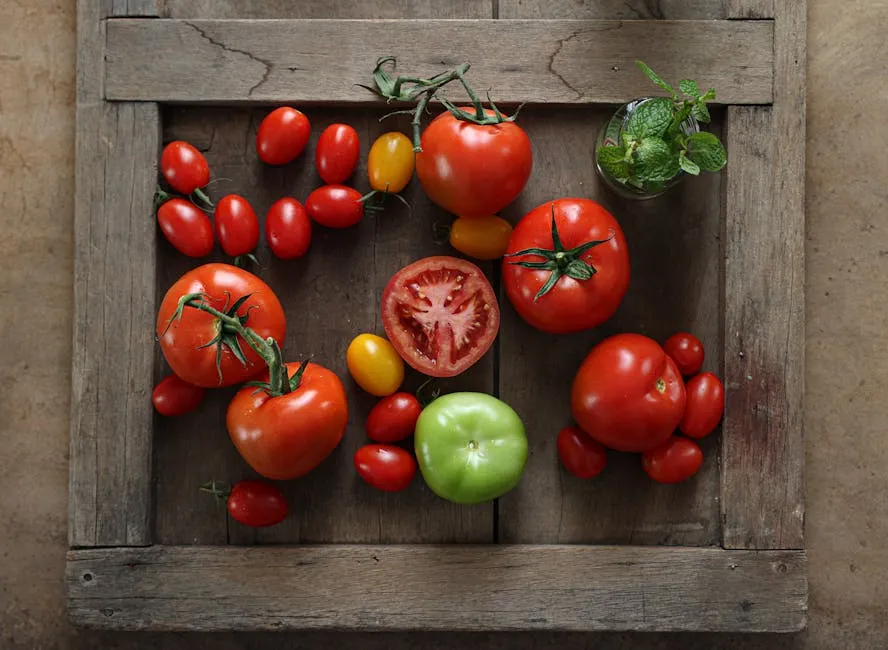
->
[381,256,499,378]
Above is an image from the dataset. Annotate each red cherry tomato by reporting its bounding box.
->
[366,393,423,443]
[256,107,311,166]
[557,426,608,479]
[226,480,288,527]
[680,372,725,439]
[354,444,417,492]
[265,197,312,259]
[152,374,206,417]
[214,194,259,257]
[642,436,704,484]
[160,140,209,195]
[315,123,360,184]
[156,198,214,257]
[663,332,705,376]
[305,185,364,229]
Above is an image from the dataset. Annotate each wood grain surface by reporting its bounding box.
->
[725,0,775,19]
[499,0,726,18]
[67,545,807,632]
[159,0,492,18]
[103,19,775,105]
[495,107,723,546]
[69,0,159,547]
[720,0,806,550]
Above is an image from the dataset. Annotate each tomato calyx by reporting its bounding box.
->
[415,377,442,407]
[163,291,296,396]
[505,205,614,301]
[200,479,232,501]
[154,186,214,212]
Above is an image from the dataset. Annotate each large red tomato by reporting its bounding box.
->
[503,198,629,334]
[415,108,532,217]
[156,264,286,388]
[381,256,499,378]
[571,334,686,453]
[227,362,348,480]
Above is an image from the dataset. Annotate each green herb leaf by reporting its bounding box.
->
[633,137,681,182]
[691,101,711,124]
[679,79,701,98]
[701,88,716,102]
[636,60,676,98]
[679,152,701,175]
[686,131,727,172]
[626,97,673,139]
[620,131,637,149]
[597,145,630,180]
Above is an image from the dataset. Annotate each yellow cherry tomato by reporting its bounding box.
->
[449,215,514,261]
[368,132,415,194]
[346,333,405,397]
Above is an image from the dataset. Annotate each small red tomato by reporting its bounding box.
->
[305,185,364,229]
[663,332,705,376]
[156,198,214,257]
[214,194,259,257]
[642,436,704,484]
[366,393,423,443]
[152,374,206,417]
[680,372,725,439]
[265,197,312,259]
[227,480,288,527]
[557,426,608,479]
[160,140,210,195]
[257,107,311,165]
[354,444,416,492]
[316,123,360,184]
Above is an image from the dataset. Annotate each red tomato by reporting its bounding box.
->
[157,198,214,257]
[415,108,532,217]
[503,198,629,334]
[557,426,608,479]
[571,334,686,453]
[663,332,705,376]
[305,185,364,229]
[156,264,286,388]
[228,362,348,480]
[214,194,259,257]
[256,107,311,165]
[354,444,417,492]
[366,393,423,443]
[227,480,288,527]
[160,141,209,195]
[381,256,500,378]
[152,374,206,417]
[680,372,725,439]
[265,197,312,259]
[642,436,703,484]
[316,123,360,184]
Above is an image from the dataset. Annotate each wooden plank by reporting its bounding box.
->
[724,0,774,19]
[104,19,775,105]
[153,107,493,546]
[159,0,492,18]
[496,107,723,546]
[67,545,807,632]
[721,2,806,549]
[112,0,161,16]
[500,0,726,18]
[70,0,159,547]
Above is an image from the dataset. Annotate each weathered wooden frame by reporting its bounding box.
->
[68,0,807,633]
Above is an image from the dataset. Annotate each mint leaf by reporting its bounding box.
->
[621,131,637,149]
[679,152,701,175]
[679,79,701,98]
[636,60,676,98]
[686,132,727,172]
[632,137,680,182]
[691,101,711,124]
[626,97,673,139]
[597,145,630,180]
[700,88,716,102]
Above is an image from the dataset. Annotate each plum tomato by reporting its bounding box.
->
[305,185,364,229]
[346,333,405,397]
[152,374,206,417]
[679,372,725,439]
[214,194,259,258]
[316,123,360,184]
[449,215,513,261]
[160,140,210,195]
[366,392,423,443]
[354,444,417,492]
[226,480,288,527]
[256,107,311,165]
[663,332,705,376]
[381,256,500,378]
[265,197,312,260]
[368,131,415,194]
[642,436,704,484]
[157,198,214,257]
[557,426,608,479]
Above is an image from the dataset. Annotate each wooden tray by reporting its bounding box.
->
[67,0,806,633]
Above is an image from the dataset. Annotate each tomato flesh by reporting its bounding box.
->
[642,436,704,484]
[381,256,500,378]
[227,480,288,527]
[354,444,417,492]
[680,372,725,439]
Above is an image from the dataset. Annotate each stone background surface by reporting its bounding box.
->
[1,1,886,647]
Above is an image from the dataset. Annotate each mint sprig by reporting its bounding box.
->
[597,61,727,193]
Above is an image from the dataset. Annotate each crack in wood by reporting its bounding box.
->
[547,31,584,100]
[183,21,272,96]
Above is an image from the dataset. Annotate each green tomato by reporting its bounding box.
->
[414,392,528,504]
